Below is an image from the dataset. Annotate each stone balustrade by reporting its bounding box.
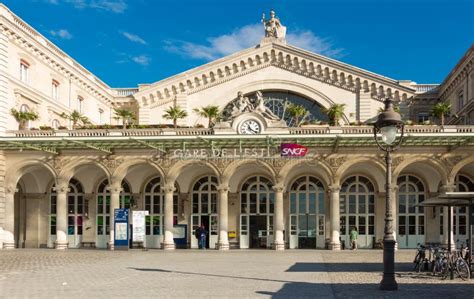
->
[5,125,474,138]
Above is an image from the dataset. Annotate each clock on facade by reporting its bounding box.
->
[238,119,262,134]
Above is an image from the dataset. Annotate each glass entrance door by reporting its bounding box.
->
[397,175,425,248]
[240,176,274,249]
[288,176,326,249]
[190,176,218,249]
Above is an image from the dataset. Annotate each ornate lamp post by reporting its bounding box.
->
[373,98,404,291]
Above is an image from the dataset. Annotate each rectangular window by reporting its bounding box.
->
[77,97,83,113]
[99,109,104,124]
[20,60,29,83]
[458,92,464,111]
[417,112,429,124]
[52,80,59,100]
[340,216,346,235]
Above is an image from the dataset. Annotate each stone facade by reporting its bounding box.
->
[0,5,472,251]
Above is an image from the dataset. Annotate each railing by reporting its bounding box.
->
[5,125,474,138]
[415,84,439,93]
[115,88,139,97]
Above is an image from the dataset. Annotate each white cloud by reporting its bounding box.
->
[121,32,147,45]
[46,0,127,13]
[50,29,73,39]
[131,55,150,66]
[165,23,344,60]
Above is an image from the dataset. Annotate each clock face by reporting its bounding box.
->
[239,119,262,134]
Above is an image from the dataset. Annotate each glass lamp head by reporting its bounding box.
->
[380,126,397,145]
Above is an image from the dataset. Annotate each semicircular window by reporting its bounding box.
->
[223,90,328,127]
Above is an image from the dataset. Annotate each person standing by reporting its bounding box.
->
[199,224,208,250]
[350,227,359,250]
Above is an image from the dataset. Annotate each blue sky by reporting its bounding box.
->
[4,0,473,87]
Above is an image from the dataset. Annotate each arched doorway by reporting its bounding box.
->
[190,175,218,249]
[288,176,326,249]
[95,179,131,248]
[240,176,274,249]
[339,175,375,248]
[49,178,84,248]
[454,174,473,243]
[397,175,426,248]
[143,176,179,248]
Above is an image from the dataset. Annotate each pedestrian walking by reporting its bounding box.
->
[350,227,358,250]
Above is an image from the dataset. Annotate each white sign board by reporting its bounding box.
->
[132,211,146,242]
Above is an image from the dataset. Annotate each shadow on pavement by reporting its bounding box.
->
[129,267,294,283]
[256,282,474,298]
[286,262,414,272]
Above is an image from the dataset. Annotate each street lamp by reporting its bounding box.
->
[373,98,404,291]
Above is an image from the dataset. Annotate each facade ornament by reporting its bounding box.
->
[5,185,17,194]
[272,184,286,193]
[391,155,405,170]
[54,182,70,194]
[325,155,347,173]
[261,9,286,39]
[255,91,280,120]
[47,156,69,174]
[222,91,283,122]
[328,184,341,193]
[213,158,229,175]
[162,183,176,193]
[102,155,124,174]
[217,184,230,193]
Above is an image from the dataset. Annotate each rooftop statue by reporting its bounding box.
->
[261,9,286,39]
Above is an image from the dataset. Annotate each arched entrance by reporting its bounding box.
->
[240,176,274,249]
[49,178,84,248]
[397,175,426,248]
[95,179,131,248]
[143,176,179,248]
[288,175,326,249]
[190,175,218,249]
[339,175,375,248]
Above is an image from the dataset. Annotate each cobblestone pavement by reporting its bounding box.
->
[0,249,473,298]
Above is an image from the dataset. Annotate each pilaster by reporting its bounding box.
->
[0,26,10,134]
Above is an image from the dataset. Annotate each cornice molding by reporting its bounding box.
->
[134,43,416,109]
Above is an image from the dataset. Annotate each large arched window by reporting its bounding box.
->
[143,176,179,237]
[50,178,84,248]
[240,176,275,248]
[397,175,425,248]
[454,174,474,240]
[96,179,131,238]
[289,176,325,249]
[339,175,375,248]
[191,175,218,249]
[222,91,329,126]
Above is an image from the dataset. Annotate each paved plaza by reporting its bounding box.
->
[0,249,473,298]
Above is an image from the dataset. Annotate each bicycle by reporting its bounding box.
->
[413,243,429,272]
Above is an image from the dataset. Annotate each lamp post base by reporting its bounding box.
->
[380,239,398,291]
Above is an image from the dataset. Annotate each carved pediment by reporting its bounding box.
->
[133,43,416,109]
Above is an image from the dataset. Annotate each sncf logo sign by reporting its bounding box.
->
[280,143,308,157]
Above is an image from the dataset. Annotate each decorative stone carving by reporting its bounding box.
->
[162,183,176,193]
[261,9,286,39]
[102,156,124,174]
[325,156,347,173]
[217,184,230,193]
[272,184,286,193]
[47,156,70,174]
[391,155,405,170]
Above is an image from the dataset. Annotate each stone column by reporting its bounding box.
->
[441,184,455,250]
[328,185,341,250]
[272,184,285,250]
[217,184,229,250]
[54,181,69,250]
[3,185,16,249]
[162,183,176,250]
[108,183,122,250]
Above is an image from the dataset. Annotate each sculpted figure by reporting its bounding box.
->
[262,9,286,38]
[255,91,280,120]
[231,91,253,117]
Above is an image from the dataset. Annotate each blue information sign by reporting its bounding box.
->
[114,208,129,249]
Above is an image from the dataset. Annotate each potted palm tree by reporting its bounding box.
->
[10,108,39,130]
[286,103,308,127]
[323,104,346,126]
[60,110,90,129]
[431,102,451,126]
[193,105,220,128]
[163,106,188,129]
[113,108,136,129]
